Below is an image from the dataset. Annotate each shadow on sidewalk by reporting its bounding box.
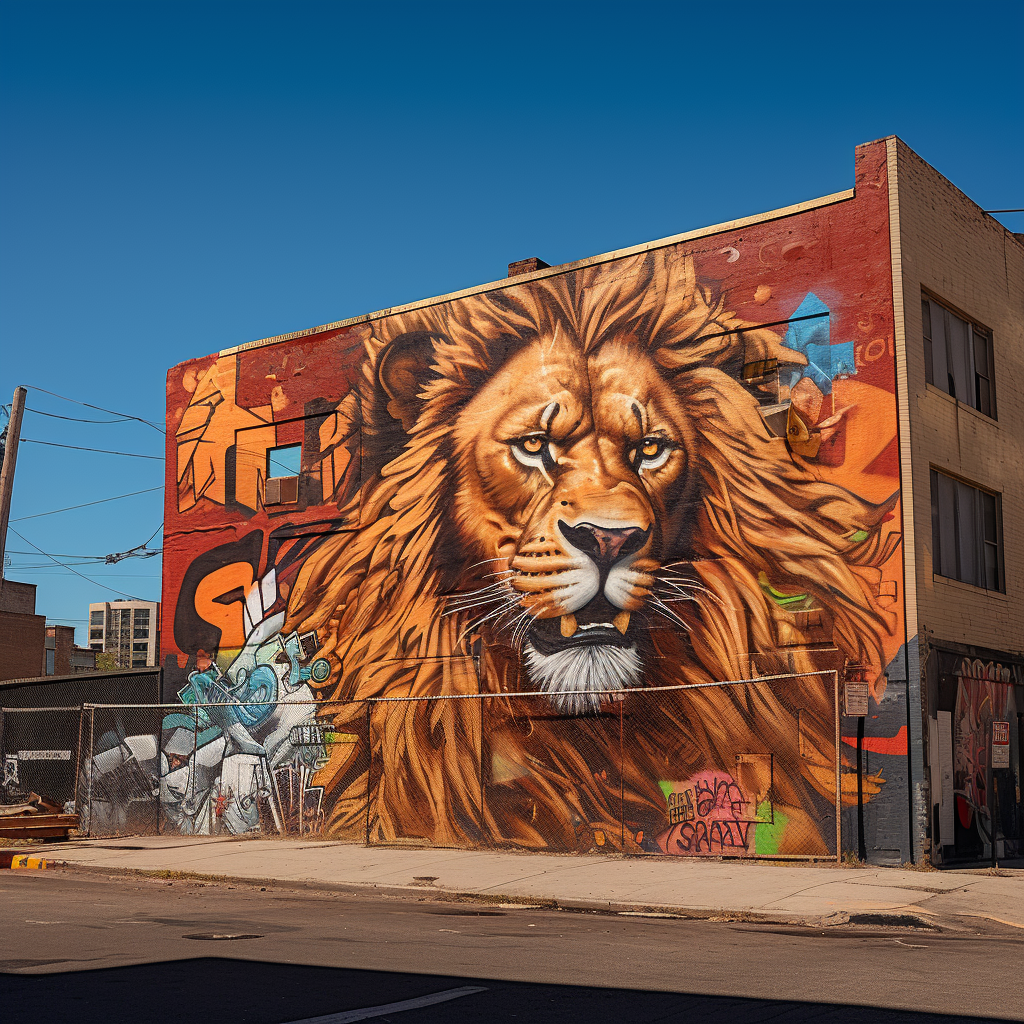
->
[0,956,1008,1024]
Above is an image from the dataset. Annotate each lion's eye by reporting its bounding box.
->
[510,436,554,471]
[630,437,673,472]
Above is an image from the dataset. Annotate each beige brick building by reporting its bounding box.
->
[887,137,1023,864]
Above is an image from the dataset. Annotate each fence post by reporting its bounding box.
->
[192,706,199,832]
[72,704,85,816]
[156,705,163,837]
[365,700,372,846]
[85,706,95,838]
[834,670,841,863]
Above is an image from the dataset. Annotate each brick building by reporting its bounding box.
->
[43,624,97,675]
[0,580,45,682]
[158,135,1020,863]
[887,138,1024,864]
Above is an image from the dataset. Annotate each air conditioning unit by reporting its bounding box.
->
[264,476,299,506]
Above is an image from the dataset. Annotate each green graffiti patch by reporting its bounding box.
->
[658,780,674,802]
[757,572,811,609]
[753,800,789,856]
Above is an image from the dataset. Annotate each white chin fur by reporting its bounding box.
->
[524,642,642,716]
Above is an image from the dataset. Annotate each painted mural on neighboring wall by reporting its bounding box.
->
[152,141,907,856]
[952,658,1022,857]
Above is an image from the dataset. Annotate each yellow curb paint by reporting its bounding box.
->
[9,855,48,870]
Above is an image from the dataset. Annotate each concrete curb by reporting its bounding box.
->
[50,858,962,932]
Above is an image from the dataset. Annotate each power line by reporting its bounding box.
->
[6,524,163,568]
[8,526,143,600]
[104,522,163,563]
[9,570,161,578]
[25,385,165,434]
[27,406,134,425]
[22,438,162,460]
[7,549,111,558]
[11,486,163,523]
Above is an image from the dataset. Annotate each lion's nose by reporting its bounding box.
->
[557,521,649,568]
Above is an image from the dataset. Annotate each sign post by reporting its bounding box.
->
[844,669,872,863]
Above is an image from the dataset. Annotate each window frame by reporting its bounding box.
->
[266,443,302,481]
[930,468,1005,592]
[922,292,997,420]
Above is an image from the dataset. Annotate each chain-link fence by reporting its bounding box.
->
[6,670,840,858]
[0,707,83,810]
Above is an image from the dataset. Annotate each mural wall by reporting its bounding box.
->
[155,140,908,856]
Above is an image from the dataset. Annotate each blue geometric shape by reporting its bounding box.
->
[784,293,857,395]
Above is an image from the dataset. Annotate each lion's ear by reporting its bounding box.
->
[376,332,442,432]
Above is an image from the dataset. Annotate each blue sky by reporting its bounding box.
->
[1,0,1021,646]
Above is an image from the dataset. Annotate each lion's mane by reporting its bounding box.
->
[286,250,898,853]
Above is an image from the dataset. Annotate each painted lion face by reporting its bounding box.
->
[446,334,698,713]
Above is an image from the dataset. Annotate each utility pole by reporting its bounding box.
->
[0,386,27,586]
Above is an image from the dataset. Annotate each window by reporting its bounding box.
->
[90,610,103,625]
[132,659,147,668]
[90,628,103,640]
[265,443,301,505]
[267,444,301,479]
[930,469,1004,591]
[922,296,996,417]
[45,649,55,675]
[132,642,148,653]
[133,627,149,639]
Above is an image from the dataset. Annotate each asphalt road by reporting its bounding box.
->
[1,871,1021,1023]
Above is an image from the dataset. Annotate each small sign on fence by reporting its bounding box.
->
[992,721,1010,769]
[17,750,72,761]
[843,682,870,717]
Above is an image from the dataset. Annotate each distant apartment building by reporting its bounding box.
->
[88,600,160,668]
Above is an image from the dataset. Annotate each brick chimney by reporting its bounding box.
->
[507,257,551,278]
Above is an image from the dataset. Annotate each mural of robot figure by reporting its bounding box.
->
[82,571,333,837]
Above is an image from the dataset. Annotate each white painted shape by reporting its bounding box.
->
[261,569,277,612]
[282,985,488,1024]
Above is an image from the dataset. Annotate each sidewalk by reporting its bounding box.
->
[32,836,1024,931]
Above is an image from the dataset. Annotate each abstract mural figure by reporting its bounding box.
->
[161,583,330,835]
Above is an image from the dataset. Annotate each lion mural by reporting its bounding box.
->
[279,250,899,855]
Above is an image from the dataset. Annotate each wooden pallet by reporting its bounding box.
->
[0,814,79,841]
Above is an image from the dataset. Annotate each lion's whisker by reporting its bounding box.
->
[654,574,728,609]
[649,595,692,633]
[456,599,521,646]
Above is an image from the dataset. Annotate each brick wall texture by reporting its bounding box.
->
[0,611,46,682]
[895,137,1023,657]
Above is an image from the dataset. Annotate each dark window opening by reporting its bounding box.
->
[922,295,996,419]
[930,469,1004,592]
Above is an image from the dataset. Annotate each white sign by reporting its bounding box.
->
[844,682,869,716]
[17,750,71,761]
[992,721,1010,770]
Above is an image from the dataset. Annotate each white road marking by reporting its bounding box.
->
[283,986,488,1023]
